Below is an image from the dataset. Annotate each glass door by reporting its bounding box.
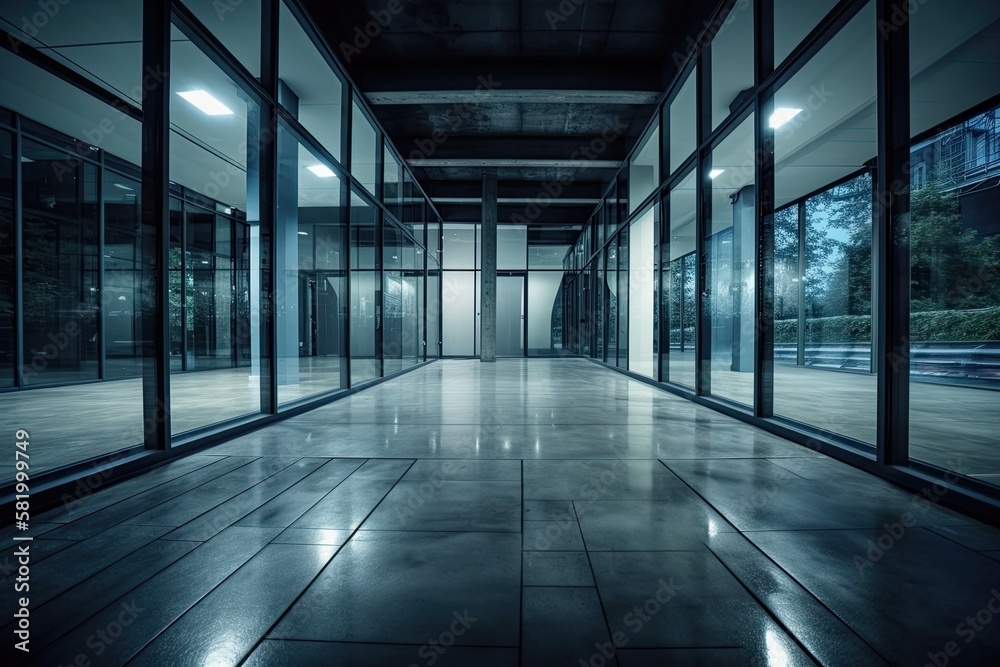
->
[497,274,525,356]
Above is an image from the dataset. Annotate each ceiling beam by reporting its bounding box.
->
[353,58,664,94]
[408,159,621,169]
[391,135,630,162]
[422,180,606,200]
[367,90,661,106]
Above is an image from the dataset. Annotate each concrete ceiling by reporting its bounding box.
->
[300,0,710,228]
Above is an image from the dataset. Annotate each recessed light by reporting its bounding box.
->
[709,169,726,179]
[114,183,133,191]
[298,231,309,236]
[770,107,803,129]
[178,90,234,116]
[308,164,335,178]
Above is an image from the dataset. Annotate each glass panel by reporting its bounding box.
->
[668,170,697,388]
[170,25,262,433]
[443,223,476,269]
[528,272,564,357]
[276,133,348,405]
[529,243,570,269]
[104,171,142,379]
[617,227,629,368]
[606,239,619,364]
[773,205,801,370]
[0,48,142,166]
[427,270,441,358]
[184,0,260,77]
[774,0,838,66]
[0,0,144,104]
[498,224,527,270]
[383,222,402,376]
[0,129,14,388]
[20,138,100,386]
[442,271,476,356]
[630,127,660,214]
[909,1,1000,481]
[279,1,345,161]
[350,192,379,385]
[629,206,657,378]
[711,0,755,131]
[771,3,877,444]
[497,275,525,356]
[351,101,378,195]
[706,114,756,406]
[670,69,697,174]
[383,146,402,219]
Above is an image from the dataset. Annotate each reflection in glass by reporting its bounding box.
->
[706,114,756,406]
[670,70,697,174]
[908,0,1000,481]
[771,3,876,444]
[668,171,697,388]
[0,130,15,387]
[351,102,378,195]
[629,206,657,378]
[711,0,754,131]
[351,192,379,384]
[169,25,261,433]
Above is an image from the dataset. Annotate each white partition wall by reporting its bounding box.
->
[628,206,656,378]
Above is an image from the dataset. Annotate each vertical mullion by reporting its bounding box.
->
[876,0,911,466]
[755,0,775,418]
[696,47,712,396]
[797,201,806,366]
[140,0,171,449]
[343,87,353,386]
[260,0,279,413]
[97,154,106,381]
[13,117,23,389]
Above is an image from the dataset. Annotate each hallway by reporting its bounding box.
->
[5,359,1000,666]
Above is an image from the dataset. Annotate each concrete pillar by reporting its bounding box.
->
[480,169,498,362]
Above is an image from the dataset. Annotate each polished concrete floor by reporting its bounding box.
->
[3,359,1000,666]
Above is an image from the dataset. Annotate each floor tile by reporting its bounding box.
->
[272,528,353,545]
[521,587,611,667]
[244,641,518,666]
[925,523,1000,551]
[270,531,520,646]
[522,519,585,550]
[403,459,521,481]
[522,552,594,587]
[523,500,575,521]
[575,499,733,551]
[363,480,521,532]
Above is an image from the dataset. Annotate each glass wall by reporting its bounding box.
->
[168,22,262,434]
[770,3,876,444]
[276,131,348,405]
[630,127,660,213]
[667,171,697,387]
[0,0,440,490]
[705,113,756,406]
[629,205,657,378]
[908,0,1000,481]
[0,129,13,389]
[562,0,1000,505]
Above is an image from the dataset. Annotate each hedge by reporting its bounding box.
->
[772,307,1000,344]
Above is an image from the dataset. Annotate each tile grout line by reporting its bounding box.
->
[235,457,419,667]
[572,498,622,667]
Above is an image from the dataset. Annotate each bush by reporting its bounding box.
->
[774,307,1000,344]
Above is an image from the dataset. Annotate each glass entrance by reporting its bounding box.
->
[497,274,525,356]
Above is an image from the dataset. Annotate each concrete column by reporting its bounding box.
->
[480,169,498,362]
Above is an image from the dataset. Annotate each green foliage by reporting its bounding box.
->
[774,307,1000,344]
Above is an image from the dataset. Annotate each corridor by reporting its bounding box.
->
[5,359,1000,666]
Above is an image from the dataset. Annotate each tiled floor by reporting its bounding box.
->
[3,359,1000,666]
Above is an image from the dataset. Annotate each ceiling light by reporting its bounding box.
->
[770,107,803,129]
[114,183,133,191]
[709,169,726,179]
[298,231,309,236]
[178,90,234,116]
[308,164,335,178]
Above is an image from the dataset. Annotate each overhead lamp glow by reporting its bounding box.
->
[114,183,133,191]
[709,169,726,179]
[298,231,309,236]
[178,90,234,116]
[770,107,803,128]
[308,164,335,178]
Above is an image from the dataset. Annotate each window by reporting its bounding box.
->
[350,192,379,384]
[351,102,378,195]
[0,129,13,388]
[667,171,697,388]
[630,127,660,214]
[670,70,697,174]
[711,0,755,131]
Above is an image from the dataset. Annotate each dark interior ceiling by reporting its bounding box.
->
[301,0,710,232]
